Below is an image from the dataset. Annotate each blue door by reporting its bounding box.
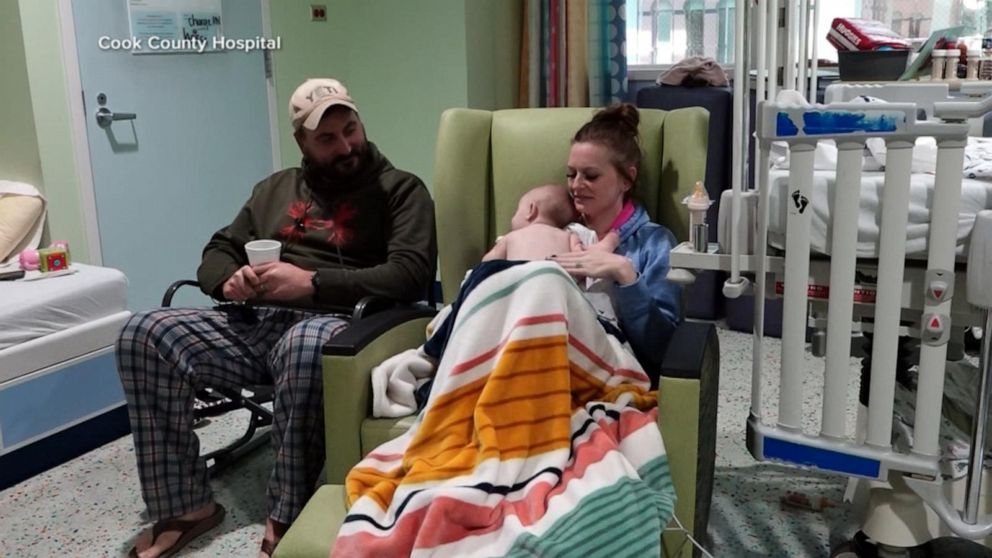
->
[72,0,275,310]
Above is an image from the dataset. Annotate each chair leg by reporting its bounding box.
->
[204,410,271,476]
[199,388,275,477]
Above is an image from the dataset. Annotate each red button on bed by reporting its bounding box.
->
[928,280,949,302]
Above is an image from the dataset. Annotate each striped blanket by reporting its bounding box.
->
[333,261,675,557]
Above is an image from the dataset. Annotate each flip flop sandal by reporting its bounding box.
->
[128,503,226,558]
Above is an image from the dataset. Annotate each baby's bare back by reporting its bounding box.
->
[504,223,574,260]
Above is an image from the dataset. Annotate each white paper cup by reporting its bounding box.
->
[245,239,281,266]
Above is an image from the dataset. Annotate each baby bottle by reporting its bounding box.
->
[945,47,961,80]
[684,181,713,252]
[932,49,948,81]
[967,47,981,79]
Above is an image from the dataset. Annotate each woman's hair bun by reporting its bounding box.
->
[591,103,639,136]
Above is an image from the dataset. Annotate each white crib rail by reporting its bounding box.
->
[749,99,992,540]
[749,100,967,468]
[778,140,815,431]
[666,86,992,542]
[865,138,914,450]
[821,139,863,440]
[912,139,966,458]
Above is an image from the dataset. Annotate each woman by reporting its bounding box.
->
[334,104,681,558]
[552,102,682,375]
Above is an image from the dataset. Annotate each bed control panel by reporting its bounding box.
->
[925,269,953,303]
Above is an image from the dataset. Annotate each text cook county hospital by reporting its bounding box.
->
[98,35,281,53]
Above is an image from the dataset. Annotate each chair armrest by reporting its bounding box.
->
[322,306,438,356]
[162,280,200,307]
[322,306,437,483]
[657,320,719,556]
[351,295,399,321]
[660,320,718,380]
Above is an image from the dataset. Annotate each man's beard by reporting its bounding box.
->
[304,141,370,184]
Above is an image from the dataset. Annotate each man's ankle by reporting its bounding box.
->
[265,518,289,539]
[179,501,216,521]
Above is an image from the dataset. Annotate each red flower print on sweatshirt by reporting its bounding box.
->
[279,200,357,248]
[320,204,356,247]
[280,201,317,242]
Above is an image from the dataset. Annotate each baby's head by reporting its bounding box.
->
[510,184,577,230]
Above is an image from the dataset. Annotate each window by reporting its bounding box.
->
[628,0,992,70]
[883,0,991,39]
[625,0,737,66]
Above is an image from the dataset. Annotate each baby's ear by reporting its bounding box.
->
[526,202,539,223]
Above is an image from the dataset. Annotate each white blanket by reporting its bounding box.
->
[371,347,437,418]
[764,169,992,258]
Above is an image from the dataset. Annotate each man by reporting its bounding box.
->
[118,78,436,558]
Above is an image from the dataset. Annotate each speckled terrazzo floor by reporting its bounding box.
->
[0,326,865,557]
[706,327,862,557]
[0,408,274,558]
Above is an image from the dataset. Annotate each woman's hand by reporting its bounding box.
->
[550,250,637,285]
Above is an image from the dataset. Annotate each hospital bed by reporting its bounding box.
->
[0,263,131,488]
[670,77,992,553]
[667,0,992,548]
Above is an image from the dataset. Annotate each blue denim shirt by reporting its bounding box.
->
[610,204,683,370]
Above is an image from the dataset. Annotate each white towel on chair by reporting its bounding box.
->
[371,347,438,418]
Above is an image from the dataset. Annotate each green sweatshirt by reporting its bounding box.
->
[197,142,436,308]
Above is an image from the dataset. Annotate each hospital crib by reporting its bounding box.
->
[669,85,992,555]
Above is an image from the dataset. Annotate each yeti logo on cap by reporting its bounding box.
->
[308,85,339,102]
[290,78,357,130]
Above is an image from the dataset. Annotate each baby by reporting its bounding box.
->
[482,184,617,262]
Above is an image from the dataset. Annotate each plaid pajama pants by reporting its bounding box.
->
[116,305,348,524]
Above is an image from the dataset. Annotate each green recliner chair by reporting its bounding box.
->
[275,107,720,558]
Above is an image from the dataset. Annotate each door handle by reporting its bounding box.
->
[95,107,137,128]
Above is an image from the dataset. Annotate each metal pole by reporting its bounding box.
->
[797,0,809,98]
[751,1,768,421]
[784,0,797,91]
[809,0,820,100]
[767,0,779,100]
[756,0,767,104]
[727,0,750,290]
[965,310,992,524]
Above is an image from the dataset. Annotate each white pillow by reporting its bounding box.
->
[0,194,45,263]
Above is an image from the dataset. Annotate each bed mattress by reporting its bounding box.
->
[766,169,992,258]
[0,263,128,351]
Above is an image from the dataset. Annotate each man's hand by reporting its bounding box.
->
[252,262,316,303]
[222,265,263,302]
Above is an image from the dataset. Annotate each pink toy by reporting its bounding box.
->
[19,250,40,271]
[19,241,72,273]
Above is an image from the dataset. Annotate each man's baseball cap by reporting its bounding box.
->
[290,78,358,131]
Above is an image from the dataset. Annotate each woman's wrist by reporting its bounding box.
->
[613,261,637,285]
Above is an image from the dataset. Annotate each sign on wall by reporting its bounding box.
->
[127,0,222,54]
